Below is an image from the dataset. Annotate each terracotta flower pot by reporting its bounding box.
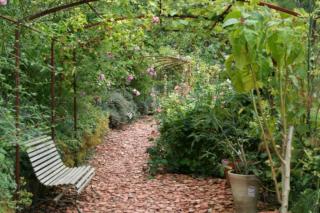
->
[228,171,259,213]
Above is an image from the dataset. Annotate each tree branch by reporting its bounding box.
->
[24,0,100,22]
[258,1,300,17]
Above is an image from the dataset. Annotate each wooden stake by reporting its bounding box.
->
[50,38,56,140]
[14,27,21,192]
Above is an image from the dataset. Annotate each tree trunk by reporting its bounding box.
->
[280,126,294,213]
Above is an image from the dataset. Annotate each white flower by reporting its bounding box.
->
[132,89,141,96]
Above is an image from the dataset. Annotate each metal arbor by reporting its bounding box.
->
[0,0,300,194]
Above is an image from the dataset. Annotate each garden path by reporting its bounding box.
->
[46,117,234,213]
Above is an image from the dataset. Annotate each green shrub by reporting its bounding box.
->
[0,99,16,211]
[148,81,259,176]
[56,102,110,166]
[103,90,139,128]
[291,147,320,212]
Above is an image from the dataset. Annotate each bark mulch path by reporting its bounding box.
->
[36,117,234,213]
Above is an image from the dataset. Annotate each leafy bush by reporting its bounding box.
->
[0,99,33,212]
[291,147,320,212]
[149,80,259,176]
[56,103,110,166]
[0,99,16,211]
[103,90,139,128]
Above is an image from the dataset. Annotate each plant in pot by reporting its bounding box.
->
[225,139,260,213]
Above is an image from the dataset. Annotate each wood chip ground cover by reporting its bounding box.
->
[33,117,234,213]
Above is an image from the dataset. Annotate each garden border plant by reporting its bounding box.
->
[223,2,318,212]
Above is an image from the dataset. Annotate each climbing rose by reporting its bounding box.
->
[147,67,156,76]
[132,89,141,96]
[152,16,160,24]
[98,73,106,81]
[127,75,134,82]
[0,0,7,5]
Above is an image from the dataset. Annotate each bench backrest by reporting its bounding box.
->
[24,136,67,185]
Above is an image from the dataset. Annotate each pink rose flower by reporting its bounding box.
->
[221,159,230,166]
[0,0,7,5]
[99,73,106,81]
[147,67,156,76]
[152,16,160,24]
[127,75,134,82]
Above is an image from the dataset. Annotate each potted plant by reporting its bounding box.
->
[225,140,260,213]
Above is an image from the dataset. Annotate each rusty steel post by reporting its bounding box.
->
[73,50,77,135]
[14,27,21,192]
[50,39,56,140]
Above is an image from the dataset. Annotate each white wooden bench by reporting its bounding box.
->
[23,135,95,203]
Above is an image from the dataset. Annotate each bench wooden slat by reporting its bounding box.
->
[50,168,78,186]
[76,168,94,188]
[23,135,49,145]
[31,151,59,167]
[37,162,65,180]
[28,144,56,157]
[35,160,63,177]
[42,167,69,185]
[54,167,86,185]
[47,168,73,186]
[27,141,54,153]
[77,171,95,193]
[30,148,57,163]
[62,166,87,185]
[76,169,95,192]
[69,166,91,185]
[24,136,52,147]
[32,155,61,172]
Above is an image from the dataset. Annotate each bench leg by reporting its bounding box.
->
[29,198,52,212]
[74,193,82,213]
[53,192,64,203]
